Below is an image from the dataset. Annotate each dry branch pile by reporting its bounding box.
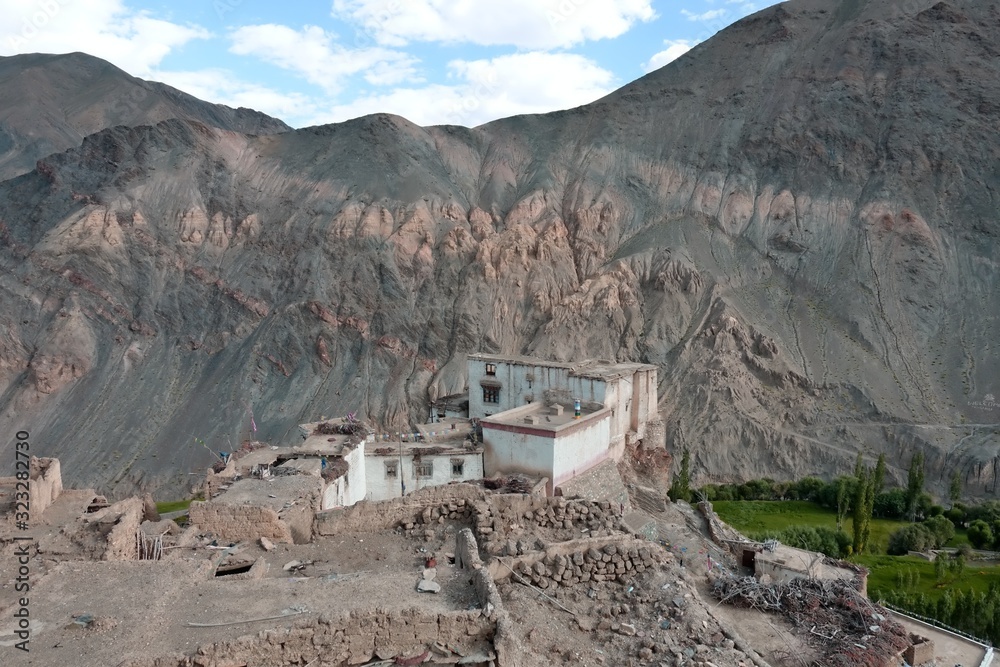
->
[712,576,909,667]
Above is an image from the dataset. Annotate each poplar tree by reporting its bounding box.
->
[852,467,876,554]
[906,451,926,521]
[874,453,886,495]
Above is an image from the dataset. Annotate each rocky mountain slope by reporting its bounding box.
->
[0,52,290,181]
[0,0,997,498]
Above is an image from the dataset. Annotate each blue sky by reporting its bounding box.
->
[1,0,777,128]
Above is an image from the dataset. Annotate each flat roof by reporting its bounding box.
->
[468,353,657,381]
[296,420,365,456]
[480,401,610,435]
[367,442,482,457]
[211,475,323,511]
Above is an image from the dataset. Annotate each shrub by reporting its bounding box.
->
[887,524,934,555]
[753,525,850,558]
[873,488,908,519]
[968,520,994,549]
[945,507,966,527]
[789,476,825,502]
[923,515,955,548]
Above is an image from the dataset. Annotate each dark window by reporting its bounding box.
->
[483,386,500,404]
[384,462,398,479]
[451,459,464,477]
[485,363,496,376]
[414,461,433,478]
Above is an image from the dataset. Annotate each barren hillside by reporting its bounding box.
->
[0,52,290,181]
[0,0,997,497]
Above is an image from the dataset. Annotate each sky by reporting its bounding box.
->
[1,0,777,129]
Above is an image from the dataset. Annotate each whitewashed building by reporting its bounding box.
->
[469,353,663,495]
[364,442,484,501]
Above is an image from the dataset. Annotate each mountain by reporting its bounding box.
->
[0,0,998,498]
[0,52,290,180]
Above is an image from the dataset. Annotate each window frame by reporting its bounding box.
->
[451,459,465,477]
[483,386,500,404]
[485,362,497,376]
[414,461,434,479]
[384,461,398,479]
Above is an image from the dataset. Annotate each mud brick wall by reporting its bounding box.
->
[121,608,494,667]
[29,456,62,516]
[903,633,934,666]
[315,483,486,536]
[100,497,144,560]
[455,527,531,667]
[493,536,666,590]
[188,501,294,544]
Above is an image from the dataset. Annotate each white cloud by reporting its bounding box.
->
[681,8,727,21]
[153,69,318,122]
[0,0,208,75]
[332,0,656,49]
[228,23,419,94]
[642,39,697,73]
[306,51,617,128]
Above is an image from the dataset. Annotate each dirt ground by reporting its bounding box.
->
[0,522,479,666]
[890,613,988,667]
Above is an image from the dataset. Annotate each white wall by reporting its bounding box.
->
[482,428,554,482]
[365,452,484,502]
[483,412,611,495]
[551,414,612,489]
[321,440,367,510]
[468,356,606,418]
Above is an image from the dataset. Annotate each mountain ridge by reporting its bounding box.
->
[0,51,291,181]
[0,0,997,499]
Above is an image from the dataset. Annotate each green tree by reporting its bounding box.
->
[852,467,876,554]
[934,554,948,582]
[923,515,955,548]
[873,488,908,519]
[968,519,994,549]
[836,477,852,530]
[906,451,926,521]
[854,452,864,479]
[887,523,934,554]
[950,470,963,507]
[669,448,692,502]
[874,453,887,495]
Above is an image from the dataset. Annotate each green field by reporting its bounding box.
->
[712,500,911,554]
[713,500,994,599]
[155,498,194,514]
[713,500,971,554]
[858,554,1000,600]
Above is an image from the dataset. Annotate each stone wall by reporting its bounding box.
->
[29,456,62,516]
[315,483,486,536]
[490,535,666,590]
[121,608,495,667]
[473,495,621,555]
[188,502,294,544]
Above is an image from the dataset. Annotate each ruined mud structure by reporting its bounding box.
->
[2,455,962,667]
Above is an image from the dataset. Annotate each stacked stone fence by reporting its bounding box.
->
[473,495,621,555]
[490,535,667,591]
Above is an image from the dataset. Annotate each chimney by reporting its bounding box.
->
[525,415,540,425]
[551,404,564,416]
